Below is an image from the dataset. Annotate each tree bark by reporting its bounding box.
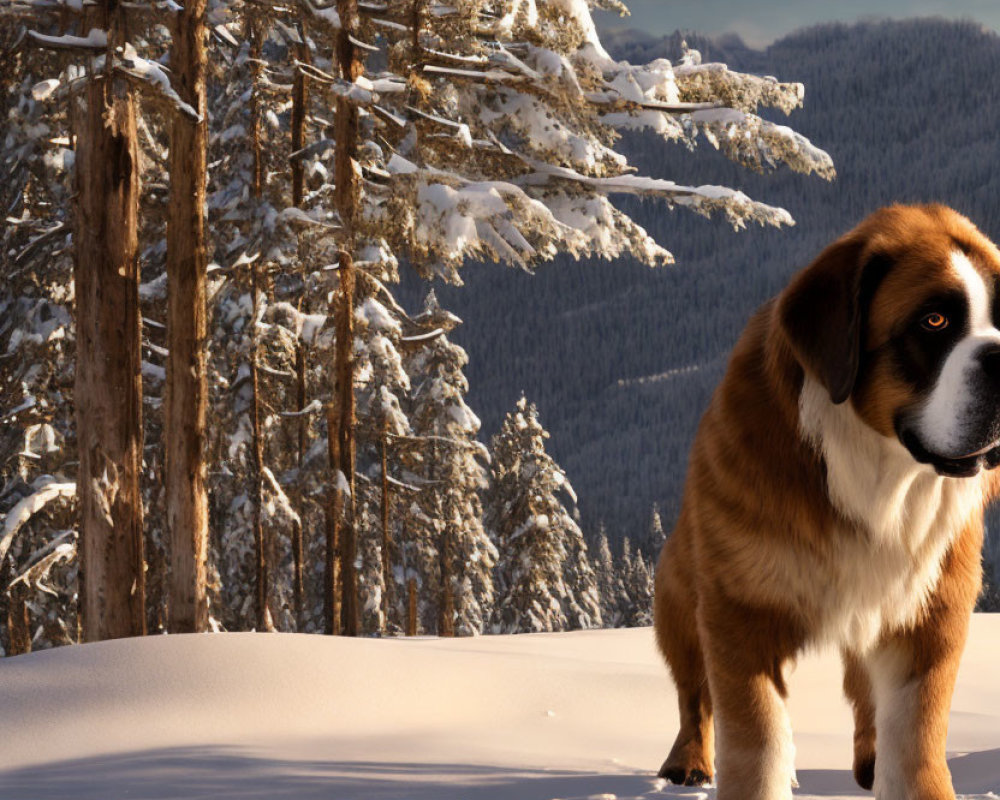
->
[407,577,417,637]
[292,344,305,629]
[248,17,270,632]
[291,23,310,208]
[380,430,392,632]
[332,252,358,636]
[7,583,31,655]
[331,0,362,637]
[290,26,310,630]
[250,263,269,631]
[74,57,147,642]
[438,523,454,637]
[165,0,209,634]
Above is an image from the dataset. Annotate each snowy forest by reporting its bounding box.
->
[0,0,832,653]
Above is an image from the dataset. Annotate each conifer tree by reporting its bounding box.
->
[353,292,410,633]
[404,292,496,635]
[487,397,600,633]
[593,526,619,627]
[622,553,654,627]
[647,503,666,561]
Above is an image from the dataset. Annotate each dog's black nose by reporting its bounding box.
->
[978,344,1000,383]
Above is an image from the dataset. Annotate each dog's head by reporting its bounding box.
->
[779,204,1000,478]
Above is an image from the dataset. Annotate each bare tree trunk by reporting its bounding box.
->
[324,422,341,634]
[380,430,393,632]
[74,25,147,640]
[250,263,269,631]
[290,27,310,630]
[407,577,417,637]
[7,583,30,655]
[332,253,357,636]
[438,525,454,637]
[248,18,270,632]
[165,0,209,634]
[291,344,305,628]
[291,24,310,208]
[331,0,362,638]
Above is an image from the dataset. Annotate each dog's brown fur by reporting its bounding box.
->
[654,205,1000,799]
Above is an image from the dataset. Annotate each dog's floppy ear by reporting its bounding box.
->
[778,235,891,405]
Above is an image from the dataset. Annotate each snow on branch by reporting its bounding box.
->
[27,27,107,51]
[279,399,324,418]
[0,482,76,564]
[9,531,76,595]
[519,158,794,232]
[675,59,806,115]
[689,107,836,179]
[301,0,341,30]
[118,44,201,121]
[293,61,377,105]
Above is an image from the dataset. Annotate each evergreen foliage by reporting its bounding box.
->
[487,398,601,632]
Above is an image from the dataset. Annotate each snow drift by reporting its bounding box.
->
[2,619,1000,799]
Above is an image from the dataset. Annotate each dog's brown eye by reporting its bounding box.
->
[921,312,949,331]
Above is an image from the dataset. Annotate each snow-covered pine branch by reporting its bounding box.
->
[306,0,834,285]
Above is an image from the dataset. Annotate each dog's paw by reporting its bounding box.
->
[853,756,875,791]
[658,762,712,786]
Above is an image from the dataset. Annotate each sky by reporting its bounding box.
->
[593,0,1000,48]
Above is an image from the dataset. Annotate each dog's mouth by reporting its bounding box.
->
[897,427,1000,478]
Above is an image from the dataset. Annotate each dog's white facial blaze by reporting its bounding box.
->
[917,250,1000,458]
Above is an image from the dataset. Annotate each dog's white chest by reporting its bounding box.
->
[798,378,982,651]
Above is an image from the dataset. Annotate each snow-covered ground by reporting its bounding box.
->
[3,619,1000,799]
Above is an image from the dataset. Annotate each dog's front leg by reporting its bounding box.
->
[701,601,798,800]
[866,528,981,800]
[866,631,962,800]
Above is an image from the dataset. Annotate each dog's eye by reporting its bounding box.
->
[921,312,949,331]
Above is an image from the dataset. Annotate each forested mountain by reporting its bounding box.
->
[398,18,1000,548]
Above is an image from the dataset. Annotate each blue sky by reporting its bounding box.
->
[593,0,1000,48]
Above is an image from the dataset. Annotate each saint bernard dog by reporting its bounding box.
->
[653,204,1000,800]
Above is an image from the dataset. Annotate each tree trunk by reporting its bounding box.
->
[74,41,147,642]
[407,577,417,637]
[438,524,454,637]
[332,253,358,636]
[291,24,310,208]
[250,263,269,631]
[291,339,305,628]
[380,430,392,632]
[7,583,31,655]
[331,0,362,637]
[290,27,309,630]
[248,18,270,632]
[165,0,209,634]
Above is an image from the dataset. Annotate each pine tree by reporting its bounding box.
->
[647,503,666,562]
[593,525,619,627]
[622,554,654,627]
[404,292,496,635]
[353,292,410,634]
[488,397,600,633]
